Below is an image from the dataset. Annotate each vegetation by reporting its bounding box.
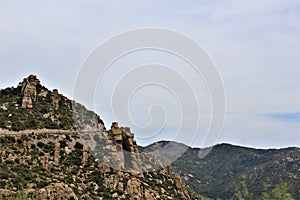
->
[0,133,201,199]
[0,133,106,199]
[0,85,74,131]
[235,181,294,200]
[142,141,300,199]
[0,192,40,200]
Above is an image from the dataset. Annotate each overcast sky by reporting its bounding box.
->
[0,0,299,148]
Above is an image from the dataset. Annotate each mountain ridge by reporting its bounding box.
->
[140,139,300,150]
[141,141,299,199]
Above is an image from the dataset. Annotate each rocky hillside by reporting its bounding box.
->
[0,75,203,200]
[0,75,101,132]
[142,141,300,199]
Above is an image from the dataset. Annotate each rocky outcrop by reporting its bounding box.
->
[21,74,40,109]
[82,144,88,166]
[38,89,48,97]
[51,89,60,109]
[126,176,142,199]
[110,122,123,149]
[39,182,78,200]
[54,142,60,165]
[40,155,50,170]
[105,122,143,173]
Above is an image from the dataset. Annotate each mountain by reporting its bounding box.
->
[1,75,299,200]
[0,75,203,200]
[142,141,300,199]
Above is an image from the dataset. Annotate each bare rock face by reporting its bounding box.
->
[21,74,40,109]
[106,122,143,173]
[122,127,134,152]
[133,139,139,153]
[108,122,125,170]
[51,89,60,109]
[111,150,125,170]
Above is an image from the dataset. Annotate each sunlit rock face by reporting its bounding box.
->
[21,74,40,109]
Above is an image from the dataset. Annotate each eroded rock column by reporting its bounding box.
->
[54,142,60,165]
[109,122,124,170]
[21,74,39,109]
[51,89,60,109]
[82,144,89,166]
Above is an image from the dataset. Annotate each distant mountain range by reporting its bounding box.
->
[141,141,300,199]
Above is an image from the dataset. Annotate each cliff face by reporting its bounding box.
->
[0,75,202,200]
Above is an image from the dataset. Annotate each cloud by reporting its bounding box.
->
[267,113,300,123]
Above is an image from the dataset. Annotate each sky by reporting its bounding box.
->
[0,0,299,148]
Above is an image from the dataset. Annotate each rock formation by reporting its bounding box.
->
[40,155,50,170]
[105,122,143,173]
[51,89,60,109]
[38,89,48,97]
[21,74,39,109]
[54,142,60,165]
[106,122,125,171]
[126,176,142,199]
[82,144,88,166]
[110,122,123,149]
[39,183,78,200]
[122,127,134,152]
